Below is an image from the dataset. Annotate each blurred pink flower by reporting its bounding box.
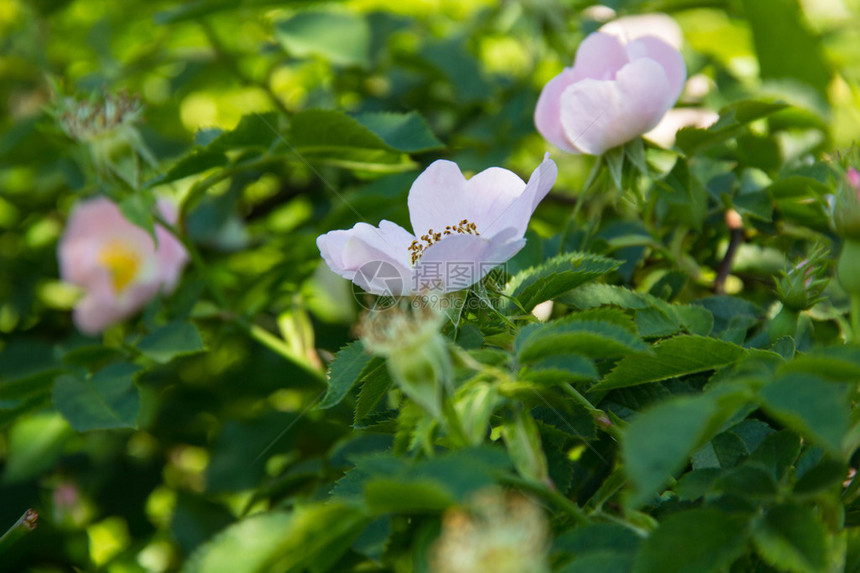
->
[848,167,860,196]
[317,154,557,296]
[599,13,683,49]
[58,197,189,335]
[534,15,686,155]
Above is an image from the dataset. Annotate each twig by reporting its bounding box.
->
[0,509,38,556]
[714,228,744,295]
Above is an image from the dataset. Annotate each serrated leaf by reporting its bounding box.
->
[522,354,598,384]
[676,100,788,154]
[353,362,392,423]
[623,394,719,506]
[752,503,829,573]
[563,284,713,338]
[593,335,746,392]
[504,252,620,312]
[353,112,443,153]
[759,373,851,455]
[137,321,206,364]
[633,508,749,573]
[52,363,142,431]
[181,504,367,573]
[318,342,373,410]
[275,10,370,67]
[516,319,648,364]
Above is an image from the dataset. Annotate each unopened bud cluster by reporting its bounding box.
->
[57,91,143,143]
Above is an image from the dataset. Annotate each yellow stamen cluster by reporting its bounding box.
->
[98,240,141,293]
[408,219,479,265]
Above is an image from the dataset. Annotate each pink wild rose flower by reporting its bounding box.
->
[534,14,687,155]
[317,154,558,296]
[58,197,189,335]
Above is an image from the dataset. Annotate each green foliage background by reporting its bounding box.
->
[2,0,860,571]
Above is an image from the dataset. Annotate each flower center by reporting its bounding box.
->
[98,240,141,292]
[408,219,479,265]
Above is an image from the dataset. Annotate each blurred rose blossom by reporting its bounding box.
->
[534,13,686,155]
[58,197,188,334]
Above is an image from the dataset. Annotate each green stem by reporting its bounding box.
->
[852,295,860,344]
[560,384,623,441]
[498,474,589,526]
[153,214,325,382]
[0,509,37,556]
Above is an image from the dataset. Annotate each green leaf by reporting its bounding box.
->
[751,503,829,573]
[289,109,416,171]
[741,0,831,98]
[318,342,374,410]
[714,463,778,499]
[793,458,847,496]
[623,394,719,506]
[119,192,157,243]
[137,321,206,364]
[759,373,851,455]
[504,252,620,312]
[522,354,599,384]
[554,522,640,556]
[275,10,370,67]
[52,363,142,431]
[160,148,227,184]
[562,284,713,337]
[559,552,632,573]
[676,100,789,154]
[593,335,747,392]
[353,112,444,153]
[516,319,648,364]
[182,504,367,573]
[353,362,392,423]
[633,508,749,573]
[364,478,455,514]
[675,469,722,501]
[209,112,279,152]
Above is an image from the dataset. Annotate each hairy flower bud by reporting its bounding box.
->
[54,91,156,187]
[357,301,452,418]
[774,252,830,312]
[431,488,550,573]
